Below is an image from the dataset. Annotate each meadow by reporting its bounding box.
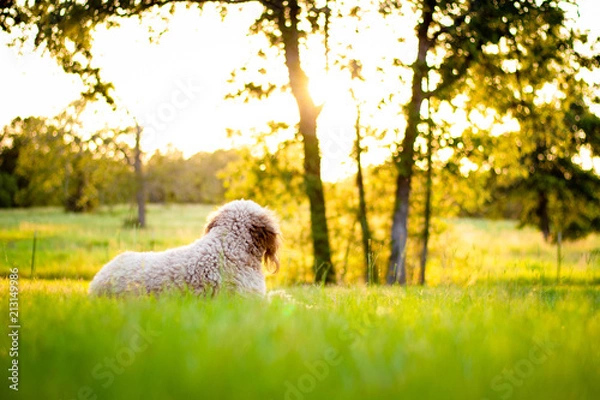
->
[1,204,598,285]
[0,204,217,281]
[1,205,600,399]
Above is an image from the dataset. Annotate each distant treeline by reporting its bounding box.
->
[145,148,238,204]
[0,115,238,209]
[2,107,599,254]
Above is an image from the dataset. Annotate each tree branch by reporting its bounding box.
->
[430,12,468,45]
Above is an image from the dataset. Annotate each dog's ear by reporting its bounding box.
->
[204,209,221,233]
[249,212,281,273]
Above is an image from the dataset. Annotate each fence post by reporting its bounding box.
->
[31,230,38,278]
[556,231,562,284]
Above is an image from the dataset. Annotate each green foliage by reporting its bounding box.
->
[0,171,17,207]
[0,105,241,211]
[0,103,137,211]
[146,147,239,204]
[7,116,65,207]
[221,130,461,284]
[451,7,600,243]
[0,0,330,106]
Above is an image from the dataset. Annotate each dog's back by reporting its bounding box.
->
[89,245,194,296]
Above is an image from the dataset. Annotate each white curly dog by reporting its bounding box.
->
[89,200,281,297]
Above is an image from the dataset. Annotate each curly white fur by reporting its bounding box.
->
[89,200,281,297]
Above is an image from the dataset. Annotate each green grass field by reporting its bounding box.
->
[1,204,599,285]
[2,282,600,399]
[1,205,600,399]
[0,204,217,280]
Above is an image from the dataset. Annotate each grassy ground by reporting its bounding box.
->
[1,205,599,399]
[1,281,599,399]
[1,204,599,285]
[424,218,600,286]
[0,204,215,280]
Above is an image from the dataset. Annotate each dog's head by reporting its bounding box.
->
[205,200,282,272]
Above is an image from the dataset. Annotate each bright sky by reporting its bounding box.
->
[0,1,599,181]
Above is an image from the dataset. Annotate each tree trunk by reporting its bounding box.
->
[537,190,550,242]
[386,0,434,285]
[275,0,335,284]
[354,102,375,284]
[387,173,411,284]
[556,230,562,284]
[134,123,146,228]
[65,151,89,213]
[419,116,433,286]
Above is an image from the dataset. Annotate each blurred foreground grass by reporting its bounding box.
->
[0,281,599,399]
